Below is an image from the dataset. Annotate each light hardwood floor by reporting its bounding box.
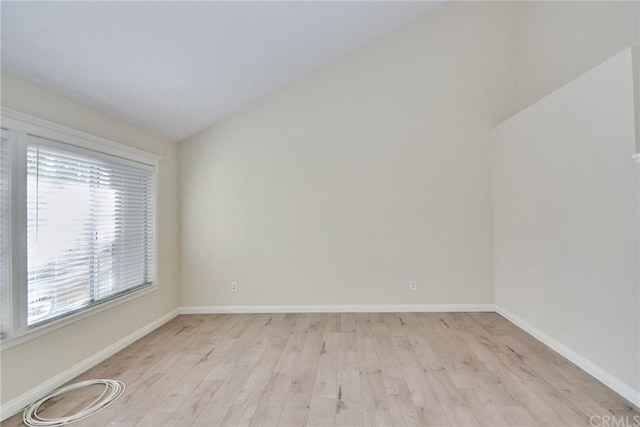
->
[4,313,639,426]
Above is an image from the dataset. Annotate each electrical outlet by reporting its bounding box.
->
[409,281,417,291]
[231,282,238,292]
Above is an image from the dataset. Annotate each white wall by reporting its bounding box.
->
[514,1,640,112]
[491,49,639,399]
[178,2,517,308]
[0,73,180,406]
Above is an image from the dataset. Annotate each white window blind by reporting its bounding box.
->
[0,129,10,336]
[26,136,155,327]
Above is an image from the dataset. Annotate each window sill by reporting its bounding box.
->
[0,284,158,352]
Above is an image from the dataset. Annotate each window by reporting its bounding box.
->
[1,109,158,342]
[26,137,155,326]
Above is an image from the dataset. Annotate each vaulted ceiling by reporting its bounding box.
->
[1,1,440,141]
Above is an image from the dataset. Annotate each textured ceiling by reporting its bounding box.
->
[1,1,440,142]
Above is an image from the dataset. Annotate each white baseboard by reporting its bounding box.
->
[0,308,179,421]
[495,305,640,408]
[179,304,496,314]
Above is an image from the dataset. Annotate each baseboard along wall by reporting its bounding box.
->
[179,304,496,314]
[495,306,640,409]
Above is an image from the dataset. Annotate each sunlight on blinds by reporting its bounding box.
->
[26,136,155,326]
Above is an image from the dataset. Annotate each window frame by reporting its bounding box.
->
[0,108,160,350]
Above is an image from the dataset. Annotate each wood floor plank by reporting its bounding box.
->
[375,333,420,425]
[314,331,340,399]
[325,313,341,333]
[4,312,638,427]
[340,312,356,333]
[356,319,379,373]
[277,332,324,426]
[193,314,287,425]
[359,370,393,426]
[307,397,338,427]
[335,369,364,427]
[220,323,293,425]
[336,330,364,427]
[249,331,306,426]
[459,388,509,426]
